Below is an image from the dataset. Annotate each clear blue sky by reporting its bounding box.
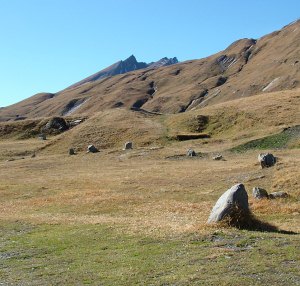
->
[0,0,299,107]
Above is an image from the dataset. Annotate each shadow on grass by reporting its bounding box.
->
[220,207,298,235]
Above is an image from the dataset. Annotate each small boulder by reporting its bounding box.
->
[213,154,223,160]
[124,141,133,150]
[207,184,249,224]
[258,153,276,168]
[252,187,269,199]
[269,191,289,199]
[87,145,99,153]
[187,148,196,157]
[69,148,75,155]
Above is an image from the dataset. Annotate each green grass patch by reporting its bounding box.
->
[0,221,300,285]
[231,126,300,152]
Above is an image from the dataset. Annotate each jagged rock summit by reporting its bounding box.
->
[68,55,178,89]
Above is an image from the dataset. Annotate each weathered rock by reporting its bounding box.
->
[87,145,99,153]
[213,154,223,160]
[258,153,276,168]
[31,152,36,158]
[207,184,249,224]
[269,191,289,199]
[38,134,46,140]
[187,148,196,157]
[69,148,75,155]
[124,141,133,150]
[45,117,69,131]
[252,187,269,199]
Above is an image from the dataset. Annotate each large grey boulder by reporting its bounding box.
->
[187,148,196,157]
[87,145,99,153]
[258,153,276,168]
[207,184,249,224]
[252,187,269,199]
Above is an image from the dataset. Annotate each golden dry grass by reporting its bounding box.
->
[1,144,299,235]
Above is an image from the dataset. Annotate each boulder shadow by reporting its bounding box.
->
[222,206,297,235]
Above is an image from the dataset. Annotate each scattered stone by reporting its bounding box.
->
[38,134,46,140]
[87,145,99,153]
[124,141,133,150]
[207,183,249,224]
[45,117,69,131]
[69,119,83,127]
[187,148,196,157]
[258,153,276,168]
[213,154,223,160]
[252,187,269,199]
[269,191,289,199]
[69,148,75,155]
[31,152,36,158]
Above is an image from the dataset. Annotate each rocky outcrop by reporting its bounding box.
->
[148,57,178,68]
[45,117,69,132]
[67,55,178,89]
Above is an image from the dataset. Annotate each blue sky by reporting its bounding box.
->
[0,0,299,107]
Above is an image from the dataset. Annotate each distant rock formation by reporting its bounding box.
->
[68,55,178,89]
[148,57,178,68]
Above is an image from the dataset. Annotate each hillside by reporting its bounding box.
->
[1,88,298,157]
[0,20,299,121]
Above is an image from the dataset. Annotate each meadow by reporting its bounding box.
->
[0,137,299,285]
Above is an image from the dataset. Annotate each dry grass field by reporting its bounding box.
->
[1,89,300,285]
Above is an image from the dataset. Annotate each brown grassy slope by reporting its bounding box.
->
[0,20,299,121]
[42,108,165,153]
[0,88,298,155]
[31,88,299,155]
[166,88,300,140]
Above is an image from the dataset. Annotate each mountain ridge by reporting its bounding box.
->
[67,55,179,90]
[0,19,299,121]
